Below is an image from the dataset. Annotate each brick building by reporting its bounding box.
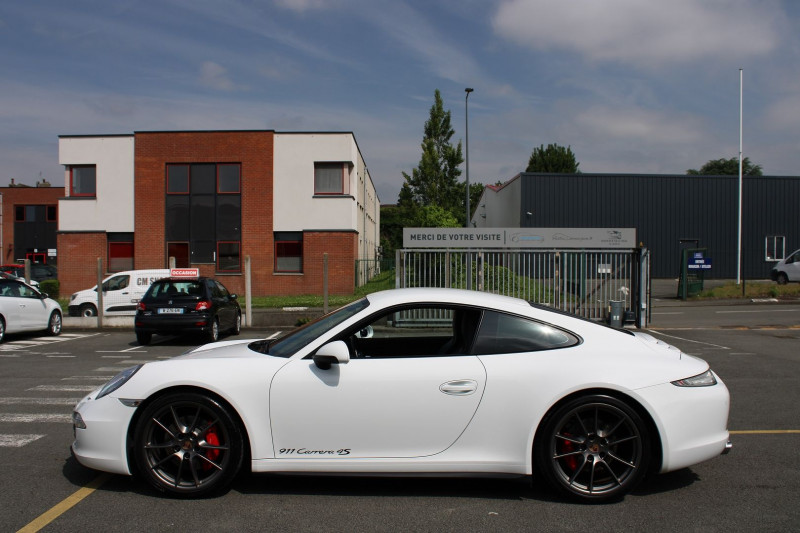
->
[0,183,64,267]
[57,130,380,297]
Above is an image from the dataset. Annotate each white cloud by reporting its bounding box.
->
[273,0,329,12]
[199,61,238,91]
[493,0,783,67]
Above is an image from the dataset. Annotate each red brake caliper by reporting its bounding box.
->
[203,426,221,470]
[558,433,579,472]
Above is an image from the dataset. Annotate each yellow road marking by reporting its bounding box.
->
[730,430,800,435]
[17,474,110,533]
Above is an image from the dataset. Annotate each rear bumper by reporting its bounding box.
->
[134,313,212,335]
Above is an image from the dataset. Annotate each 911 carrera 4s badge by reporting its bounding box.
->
[279,448,351,456]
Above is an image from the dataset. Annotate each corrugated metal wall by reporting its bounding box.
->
[521,173,800,279]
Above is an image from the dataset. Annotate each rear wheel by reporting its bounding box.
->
[231,312,241,335]
[47,311,62,336]
[136,332,152,345]
[535,394,650,502]
[207,318,220,343]
[133,392,244,497]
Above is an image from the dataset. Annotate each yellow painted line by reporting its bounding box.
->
[730,430,800,435]
[17,474,110,533]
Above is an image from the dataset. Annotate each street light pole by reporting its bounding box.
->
[465,88,473,228]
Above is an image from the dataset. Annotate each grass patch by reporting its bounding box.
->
[695,281,800,299]
[247,269,396,309]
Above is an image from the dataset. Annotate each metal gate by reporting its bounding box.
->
[396,248,650,327]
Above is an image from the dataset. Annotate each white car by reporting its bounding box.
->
[0,277,62,342]
[771,248,800,284]
[71,288,730,502]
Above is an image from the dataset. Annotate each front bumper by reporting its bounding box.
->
[71,392,139,475]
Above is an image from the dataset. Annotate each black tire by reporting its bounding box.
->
[133,392,244,497]
[136,332,152,346]
[535,394,650,502]
[47,311,62,336]
[207,318,220,343]
[776,273,789,285]
[231,312,241,336]
[80,304,98,317]
[0,317,5,343]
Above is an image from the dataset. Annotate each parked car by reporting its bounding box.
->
[771,249,800,284]
[0,271,39,287]
[0,263,57,283]
[0,277,62,342]
[69,269,170,317]
[134,275,241,345]
[73,288,730,501]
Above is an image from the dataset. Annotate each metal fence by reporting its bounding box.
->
[396,248,650,325]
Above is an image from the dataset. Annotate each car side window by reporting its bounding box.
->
[472,310,579,355]
[0,280,15,297]
[345,305,482,359]
[214,281,230,298]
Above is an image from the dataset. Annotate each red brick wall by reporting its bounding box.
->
[57,232,107,296]
[1,186,64,264]
[134,131,275,297]
[270,231,358,295]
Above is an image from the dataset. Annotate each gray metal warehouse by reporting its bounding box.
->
[473,173,800,279]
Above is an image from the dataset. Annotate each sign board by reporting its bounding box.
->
[170,268,200,278]
[687,252,712,270]
[402,228,637,249]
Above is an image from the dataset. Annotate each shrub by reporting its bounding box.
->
[39,279,60,299]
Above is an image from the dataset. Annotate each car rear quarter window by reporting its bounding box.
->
[473,310,579,355]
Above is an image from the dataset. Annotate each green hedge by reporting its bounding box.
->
[39,279,59,299]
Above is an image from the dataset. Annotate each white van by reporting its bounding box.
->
[68,269,170,317]
[771,249,800,284]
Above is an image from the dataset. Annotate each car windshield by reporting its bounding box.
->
[147,280,203,299]
[249,298,369,358]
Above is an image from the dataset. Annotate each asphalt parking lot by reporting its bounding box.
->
[2,303,799,532]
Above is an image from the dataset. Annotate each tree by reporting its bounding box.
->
[526,143,580,173]
[687,157,762,176]
[400,89,465,220]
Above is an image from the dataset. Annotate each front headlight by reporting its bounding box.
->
[96,365,143,399]
[672,369,717,387]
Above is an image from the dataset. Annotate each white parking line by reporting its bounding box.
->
[645,330,731,350]
[27,385,97,392]
[0,434,45,447]
[0,414,71,423]
[0,397,81,405]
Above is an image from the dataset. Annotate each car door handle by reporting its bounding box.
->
[439,379,478,396]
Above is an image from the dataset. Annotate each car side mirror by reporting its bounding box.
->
[230,294,238,300]
[40,292,49,300]
[313,340,350,370]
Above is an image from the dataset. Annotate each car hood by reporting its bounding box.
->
[631,331,684,359]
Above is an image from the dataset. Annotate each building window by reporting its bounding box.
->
[217,242,240,272]
[47,206,57,222]
[314,162,349,195]
[167,242,190,268]
[15,206,25,222]
[70,165,96,197]
[765,236,786,262]
[108,233,134,273]
[218,164,240,193]
[275,232,303,272]
[165,163,241,270]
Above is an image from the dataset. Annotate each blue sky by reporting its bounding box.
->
[2,0,798,203]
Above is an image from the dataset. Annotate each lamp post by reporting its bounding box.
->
[465,88,473,228]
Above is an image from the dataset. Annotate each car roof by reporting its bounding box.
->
[364,287,533,312]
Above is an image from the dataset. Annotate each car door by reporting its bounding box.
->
[785,251,800,281]
[269,305,487,459]
[2,280,48,331]
[101,274,134,314]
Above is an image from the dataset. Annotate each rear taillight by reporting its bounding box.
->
[195,300,212,311]
[137,302,146,311]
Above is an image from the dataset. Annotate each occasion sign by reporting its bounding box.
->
[402,228,637,249]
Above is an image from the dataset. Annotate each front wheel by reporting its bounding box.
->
[133,392,244,497]
[47,311,62,336]
[776,273,789,285]
[535,394,650,502]
[80,304,97,317]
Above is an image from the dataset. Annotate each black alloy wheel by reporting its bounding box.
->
[535,394,650,502]
[0,318,5,343]
[231,312,241,335]
[133,392,244,497]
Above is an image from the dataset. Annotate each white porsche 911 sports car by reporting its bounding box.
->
[71,288,731,502]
